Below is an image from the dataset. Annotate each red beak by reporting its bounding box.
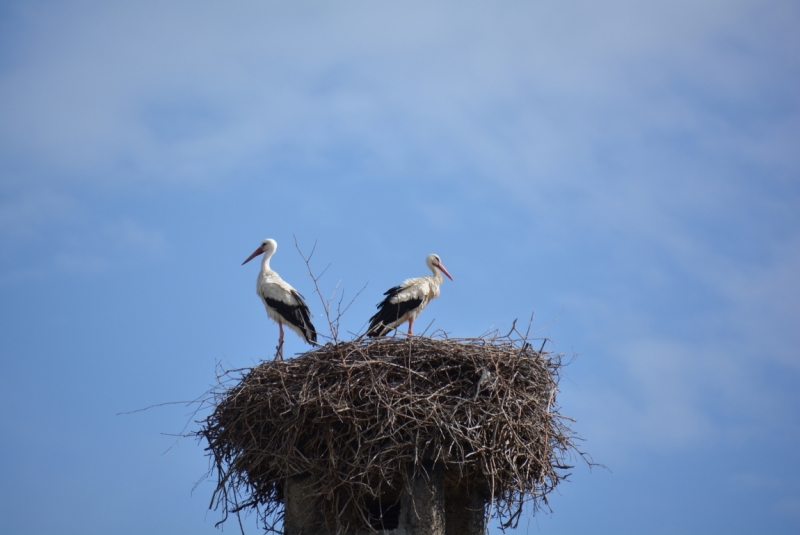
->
[242,247,264,265]
[437,263,454,281]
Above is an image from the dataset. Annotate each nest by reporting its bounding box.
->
[198,334,581,533]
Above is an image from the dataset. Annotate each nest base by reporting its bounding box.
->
[199,336,579,533]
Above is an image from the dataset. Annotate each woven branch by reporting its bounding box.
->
[197,334,582,533]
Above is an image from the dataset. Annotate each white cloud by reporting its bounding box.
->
[572,341,718,454]
[105,219,168,256]
[0,0,796,454]
[1,1,795,190]
[559,227,800,458]
[0,215,168,279]
[53,219,168,272]
[54,252,108,274]
[0,188,77,240]
[728,471,783,491]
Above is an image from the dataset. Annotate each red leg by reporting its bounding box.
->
[278,322,285,346]
[408,317,414,337]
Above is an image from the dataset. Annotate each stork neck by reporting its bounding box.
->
[260,251,274,273]
[430,265,443,282]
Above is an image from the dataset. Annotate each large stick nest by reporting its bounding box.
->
[198,335,581,533]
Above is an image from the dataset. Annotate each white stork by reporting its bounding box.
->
[366,254,454,337]
[242,239,317,356]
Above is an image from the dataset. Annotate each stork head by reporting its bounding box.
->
[426,253,453,281]
[242,238,277,265]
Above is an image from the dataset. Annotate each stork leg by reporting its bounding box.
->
[276,322,285,361]
[407,317,414,337]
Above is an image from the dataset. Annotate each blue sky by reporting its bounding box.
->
[1,1,798,533]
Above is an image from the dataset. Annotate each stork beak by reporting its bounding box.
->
[437,263,454,281]
[242,247,264,265]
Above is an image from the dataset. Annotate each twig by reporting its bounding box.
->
[294,236,339,345]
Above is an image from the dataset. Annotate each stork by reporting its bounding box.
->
[366,254,453,337]
[242,239,317,358]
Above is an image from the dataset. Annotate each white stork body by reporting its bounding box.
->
[242,239,317,353]
[367,254,453,337]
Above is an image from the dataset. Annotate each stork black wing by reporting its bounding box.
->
[366,285,422,337]
[264,292,317,344]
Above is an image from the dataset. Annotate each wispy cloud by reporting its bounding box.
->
[53,252,108,274]
[0,2,797,532]
[563,234,800,457]
[2,1,795,189]
[104,219,167,256]
[0,188,77,240]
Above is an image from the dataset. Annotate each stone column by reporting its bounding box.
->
[395,462,445,535]
[284,475,326,535]
[284,464,458,535]
[444,483,487,535]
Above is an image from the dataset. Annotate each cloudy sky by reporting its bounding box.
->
[1,1,798,533]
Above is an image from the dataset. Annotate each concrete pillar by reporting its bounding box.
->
[283,465,483,535]
[444,482,487,535]
[284,475,326,535]
[395,462,445,535]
